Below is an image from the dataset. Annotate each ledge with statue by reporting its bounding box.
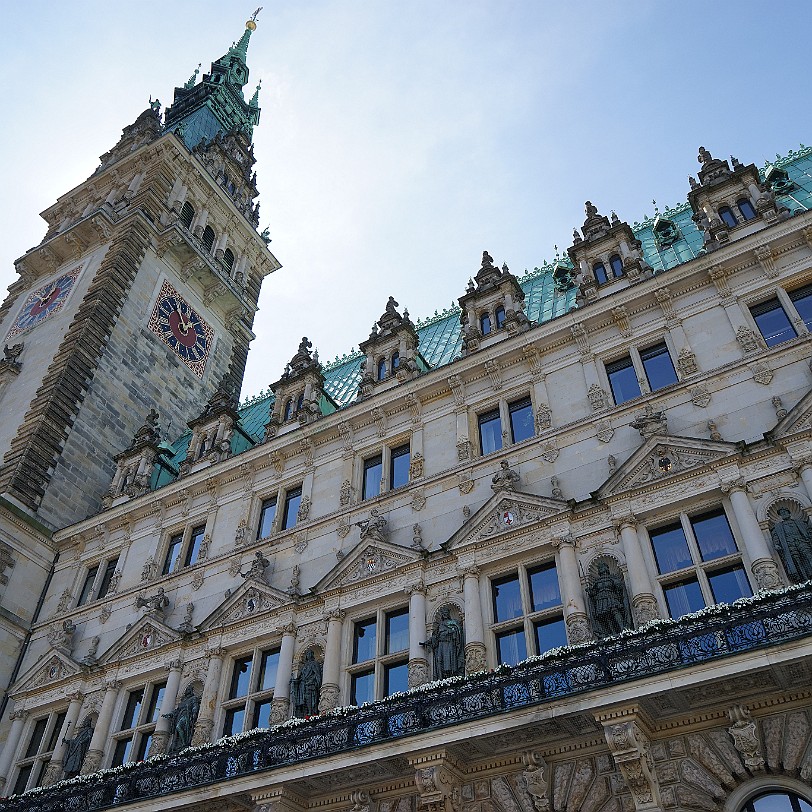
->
[4,580,812,811]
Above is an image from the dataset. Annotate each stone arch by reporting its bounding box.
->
[723,777,812,812]
[581,547,627,580]
[758,491,811,524]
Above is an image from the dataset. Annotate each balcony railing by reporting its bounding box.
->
[4,584,812,812]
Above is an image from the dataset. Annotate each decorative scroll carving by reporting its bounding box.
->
[601,716,660,810]
[521,751,550,812]
[727,705,765,771]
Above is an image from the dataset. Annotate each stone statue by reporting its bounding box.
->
[49,619,76,653]
[770,507,812,583]
[587,562,633,636]
[62,716,94,779]
[491,460,520,492]
[356,509,388,543]
[165,684,201,753]
[241,551,270,584]
[385,296,399,315]
[137,587,169,618]
[421,607,464,680]
[291,649,322,717]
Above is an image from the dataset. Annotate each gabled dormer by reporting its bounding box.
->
[179,379,240,476]
[457,252,530,355]
[357,297,424,396]
[687,147,790,251]
[265,338,335,438]
[102,410,164,508]
[569,203,652,300]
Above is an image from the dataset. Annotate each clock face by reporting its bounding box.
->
[6,266,82,340]
[148,280,214,377]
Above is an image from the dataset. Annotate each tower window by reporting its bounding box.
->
[179,202,195,229]
[508,397,534,444]
[391,351,400,370]
[737,198,757,221]
[593,262,608,285]
[495,306,506,328]
[377,358,387,381]
[296,393,304,413]
[478,408,502,456]
[480,312,492,336]
[718,206,738,228]
[283,399,294,421]
[389,444,411,490]
[222,248,235,272]
[363,454,383,500]
[609,254,624,278]
[202,225,216,252]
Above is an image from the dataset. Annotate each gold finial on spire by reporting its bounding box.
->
[246,7,262,29]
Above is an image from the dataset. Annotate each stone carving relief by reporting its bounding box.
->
[520,751,550,812]
[750,361,774,386]
[595,420,614,443]
[588,384,609,412]
[491,460,520,492]
[602,717,660,811]
[727,705,765,772]
[691,384,712,407]
[736,325,762,354]
[630,404,667,439]
[535,404,552,432]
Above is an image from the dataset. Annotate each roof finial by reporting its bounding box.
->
[652,198,659,215]
[184,63,201,90]
[250,79,262,107]
[247,6,262,30]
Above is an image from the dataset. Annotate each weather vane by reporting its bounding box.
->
[251,7,263,21]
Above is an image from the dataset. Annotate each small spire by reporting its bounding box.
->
[184,63,201,90]
[250,79,262,108]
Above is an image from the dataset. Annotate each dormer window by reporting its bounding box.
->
[718,206,738,228]
[180,202,195,229]
[609,254,624,278]
[495,306,506,329]
[737,198,756,221]
[223,248,235,272]
[593,261,608,285]
[480,313,492,335]
[296,393,304,413]
[377,358,387,381]
[283,399,294,421]
[202,225,216,252]
[391,351,400,370]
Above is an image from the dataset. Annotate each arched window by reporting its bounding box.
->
[391,351,400,370]
[738,198,757,221]
[719,206,738,228]
[377,358,387,381]
[593,261,608,285]
[740,790,812,812]
[609,254,624,278]
[283,399,294,421]
[202,225,216,252]
[495,306,506,328]
[222,248,235,272]
[480,313,492,336]
[179,201,195,229]
[296,393,304,413]
[197,437,208,459]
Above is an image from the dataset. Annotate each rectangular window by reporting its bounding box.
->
[184,525,206,567]
[353,617,377,664]
[509,397,534,444]
[495,628,527,666]
[77,565,99,607]
[789,284,812,331]
[351,670,375,706]
[162,533,184,575]
[708,565,752,604]
[750,299,797,346]
[257,648,280,692]
[528,563,561,612]
[384,609,409,653]
[363,455,383,500]
[252,699,273,729]
[606,356,641,405]
[478,409,503,456]
[663,578,706,618]
[229,655,253,699]
[24,719,48,759]
[650,522,693,574]
[144,682,166,725]
[690,510,738,562]
[640,343,678,391]
[111,738,133,768]
[389,444,411,490]
[282,487,302,530]
[384,662,409,696]
[492,573,523,622]
[257,497,277,539]
[121,689,145,731]
[222,707,245,737]
[97,557,119,599]
[222,647,280,736]
[13,711,66,794]
[533,616,568,655]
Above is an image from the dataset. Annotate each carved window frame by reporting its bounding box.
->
[601,335,679,406]
[220,646,281,736]
[160,520,209,576]
[475,390,537,458]
[747,296,798,348]
[356,434,412,503]
[76,555,120,607]
[11,709,67,795]
[109,681,167,767]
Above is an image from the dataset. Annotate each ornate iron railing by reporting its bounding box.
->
[4,585,812,812]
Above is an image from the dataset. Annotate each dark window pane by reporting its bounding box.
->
[180,202,195,229]
[690,510,737,561]
[135,734,151,762]
[146,682,166,724]
[296,393,304,412]
[719,206,738,228]
[363,456,383,500]
[492,573,523,622]
[163,535,183,574]
[77,565,99,606]
[385,609,409,653]
[480,313,492,335]
[495,306,506,328]
[738,199,756,221]
[708,566,752,604]
[202,225,215,252]
[377,358,387,380]
[258,648,280,692]
[185,525,206,566]
[282,487,302,530]
[391,351,400,369]
[25,718,48,758]
[257,498,277,539]
[111,737,133,767]
[790,284,812,331]
[351,670,375,705]
[609,255,624,277]
[222,707,244,737]
[390,444,410,490]
[664,578,705,619]
[32,759,49,789]
[46,713,66,752]
[534,616,568,654]
[495,628,527,665]
[385,662,409,696]
[509,398,534,443]
[353,617,377,663]
[640,343,678,391]
[12,764,32,796]
[606,356,641,405]
[283,399,293,421]
[97,558,118,599]
[229,655,253,698]
[528,564,561,612]
[751,300,797,347]
[253,699,273,729]
[121,689,145,730]
[478,409,502,455]
[593,262,608,285]
[650,523,693,574]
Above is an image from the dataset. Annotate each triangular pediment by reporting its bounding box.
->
[769,388,812,440]
[98,615,181,665]
[11,650,81,695]
[199,579,291,631]
[314,539,422,593]
[595,434,738,499]
[443,490,570,551]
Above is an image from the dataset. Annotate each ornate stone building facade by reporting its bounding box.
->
[0,15,811,812]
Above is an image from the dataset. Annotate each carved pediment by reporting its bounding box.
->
[769,388,812,440]
[595,435,737,499]
[98,616,181,665]
[11,650,81,694]
[314,540,422,593]
[199,580,291,631]
[443,491,569,551]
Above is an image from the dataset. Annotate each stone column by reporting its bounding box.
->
[148,660,183,756]
[42,692,83,786]
[552,535,592,644]
[271,622,297,723]
[616,516,660,626]
[191,648,225,746]
[793,455,812,503]
[82,680,120,774]
[406,583,428,686]
[722,479,783,590]
[319,610,344,712]
[462,567,486,673]
[0,709,28,790]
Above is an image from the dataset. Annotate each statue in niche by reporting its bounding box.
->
[62,716,94,779]
[421,606,464,680]
[587,560,633,636]
[770,506,812,584]
[164,684,201,752]
[291,649,322,717]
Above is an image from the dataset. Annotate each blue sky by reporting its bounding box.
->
[1,1,811,402]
